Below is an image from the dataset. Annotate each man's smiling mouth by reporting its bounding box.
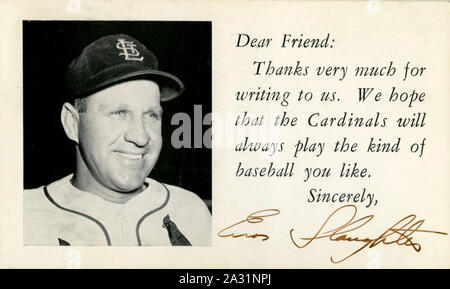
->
[114,151,144,160]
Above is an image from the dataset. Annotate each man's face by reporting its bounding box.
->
[76,79,163,193]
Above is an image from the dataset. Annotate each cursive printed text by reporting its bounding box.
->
[289,205,448,263]
[218,209,281,241]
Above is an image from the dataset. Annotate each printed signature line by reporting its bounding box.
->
[218,205,447,264]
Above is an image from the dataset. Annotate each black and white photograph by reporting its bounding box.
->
[23,21,212,246]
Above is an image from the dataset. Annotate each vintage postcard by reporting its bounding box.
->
[0,0,448,269]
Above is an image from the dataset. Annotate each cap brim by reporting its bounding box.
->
[84,66,185,102]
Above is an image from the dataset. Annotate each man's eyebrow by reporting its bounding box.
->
[146,106,164,115]
[98,103,129,111]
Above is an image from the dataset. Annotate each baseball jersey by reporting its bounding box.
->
[24,174,211,246]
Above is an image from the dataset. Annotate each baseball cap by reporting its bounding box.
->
[66,34,185,102]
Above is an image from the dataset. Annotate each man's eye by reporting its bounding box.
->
[145,112,161,120]
[111,110,128,117]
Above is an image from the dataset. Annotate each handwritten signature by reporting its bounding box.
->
[217,205,447,264]
[217,209,280,241]
[289,204,448,263]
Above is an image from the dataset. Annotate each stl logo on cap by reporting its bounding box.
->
[116,38,144,61]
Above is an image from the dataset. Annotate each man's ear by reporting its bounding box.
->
[61,102,80,144]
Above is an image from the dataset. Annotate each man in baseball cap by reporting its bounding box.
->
[24,34,211,246]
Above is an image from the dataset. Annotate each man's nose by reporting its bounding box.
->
[124,118,151,147]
